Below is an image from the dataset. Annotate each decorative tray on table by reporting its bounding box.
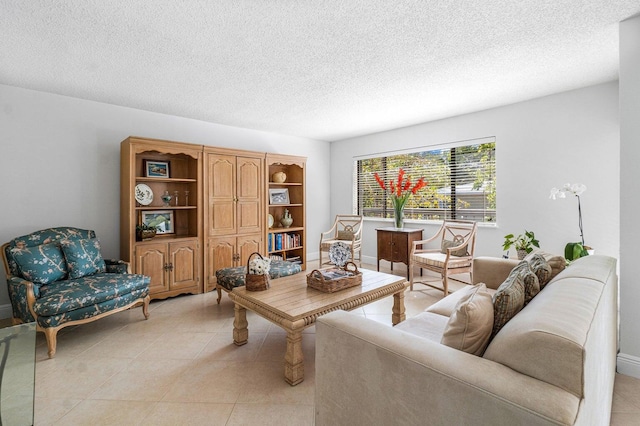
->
[307,261,362,293]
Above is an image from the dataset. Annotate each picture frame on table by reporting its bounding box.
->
[269,188,290,204]
[141,210,174,234]
[144,160,170,178]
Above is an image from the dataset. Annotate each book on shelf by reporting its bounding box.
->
[269,254,283,261]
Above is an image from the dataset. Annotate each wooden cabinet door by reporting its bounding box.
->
[236,156,262,235]
[136,242,169,294]
[391,233,408,262]
[207,154,236,236]
[237,234,262,267]
[169,240,199,291]
[377,230,393,262]
[207,236,236,290]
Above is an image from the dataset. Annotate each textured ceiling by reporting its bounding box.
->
[2,1,639,141]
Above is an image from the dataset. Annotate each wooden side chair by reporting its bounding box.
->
[409,220,477,295]
[319,215,364,267]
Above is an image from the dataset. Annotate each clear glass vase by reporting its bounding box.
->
[393,200,404,229]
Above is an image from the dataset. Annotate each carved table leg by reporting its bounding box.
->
[392,287,406,325]
[284,329,304,385]
[233,304,248,346]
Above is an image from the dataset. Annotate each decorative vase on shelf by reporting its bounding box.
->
[272,172,287,183]
[161,190,172,207]
[280,209,293,228]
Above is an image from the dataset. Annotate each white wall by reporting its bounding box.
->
[0,84,332,314]
[618,15,640,377]
[330,82,620,271]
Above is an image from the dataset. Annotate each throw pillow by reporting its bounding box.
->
[527,254,553,289]
[524,250,566,281]
[337,230,354,241]
[441,239,468,257]
[10,243,67,284]
[441,283,494,356]
[511,261,540,305]
[60,238,106,279]
[491,267,526,338]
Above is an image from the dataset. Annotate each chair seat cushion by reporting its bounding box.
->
[412,252,471,269]
[320,239,355,249]
[215,260,302,292]
[34,273,150,316]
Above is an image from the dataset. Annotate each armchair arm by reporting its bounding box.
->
[104,259,131,274]
[472,257,519,290]
[6,276,39,323]
[320,222,339,241]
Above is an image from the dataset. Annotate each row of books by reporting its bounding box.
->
[268,232,302,252]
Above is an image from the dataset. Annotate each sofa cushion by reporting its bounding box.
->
[394,311,449,342]
[60,238,106,279]
[10,243,68,284]
[441,283,494,356]
[524,249,565,281]
[426,284,497,317]
[527,254,553,289]
[441,239,467,257]
[491,266,526,338]
[34,273,149,316]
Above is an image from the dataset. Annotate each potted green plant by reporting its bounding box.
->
[136,223,159,241]
[503,230,540,260]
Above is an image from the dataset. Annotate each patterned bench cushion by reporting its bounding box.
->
[34,273,150,316]
[215,260,302,292]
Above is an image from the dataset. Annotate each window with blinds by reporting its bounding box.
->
[354,139,496,223]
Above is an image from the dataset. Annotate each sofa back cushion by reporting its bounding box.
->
[10,243,68,284]
[60,238,106,279]
[4,227,95,277]
[483,255,615,398]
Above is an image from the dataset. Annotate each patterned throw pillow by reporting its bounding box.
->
[524,250,566,281]
[491,266,526,338]
[60,238,106,279]
[10,243,67,284]
[527,254,553,289]
[441,239,468,257]
[441,283,494,356]
[511,261,540,305]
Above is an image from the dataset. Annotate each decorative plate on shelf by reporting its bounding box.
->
[268,214,274,228]
[134,183,153,206]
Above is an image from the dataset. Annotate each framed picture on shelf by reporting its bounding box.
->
[141,210,174,234]
[269,188,290,204]
[144,160,170,178]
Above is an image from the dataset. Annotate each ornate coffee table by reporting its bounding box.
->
[228,268,408,385]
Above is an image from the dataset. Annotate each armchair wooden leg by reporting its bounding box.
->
[409,262,415,291]
[442,273,449,295]
[43,327,58,358]
[142,295,150,319]
[216,287,222,304]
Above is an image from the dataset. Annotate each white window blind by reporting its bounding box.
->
[354,140,496,223]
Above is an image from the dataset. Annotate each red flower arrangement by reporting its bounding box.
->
[374,168,427,228]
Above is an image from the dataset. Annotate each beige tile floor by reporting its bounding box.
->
[23,262,640,425]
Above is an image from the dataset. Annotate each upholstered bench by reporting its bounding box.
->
[215,260,302,303]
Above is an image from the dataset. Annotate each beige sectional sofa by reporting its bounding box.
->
[315,254,618,425]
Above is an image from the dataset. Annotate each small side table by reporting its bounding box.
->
[376,227,423,280]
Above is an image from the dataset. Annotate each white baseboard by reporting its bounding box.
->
[617,353,640,378]
[0,304,12,320]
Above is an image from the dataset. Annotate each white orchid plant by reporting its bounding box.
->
[550,183,589,260]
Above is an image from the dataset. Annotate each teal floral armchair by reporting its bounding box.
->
[1,227,150,358]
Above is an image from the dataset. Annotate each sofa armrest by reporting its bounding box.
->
[104,259,131,274]
[315,311,578,426]
[472,256,519,290]
[6,276,39,323]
